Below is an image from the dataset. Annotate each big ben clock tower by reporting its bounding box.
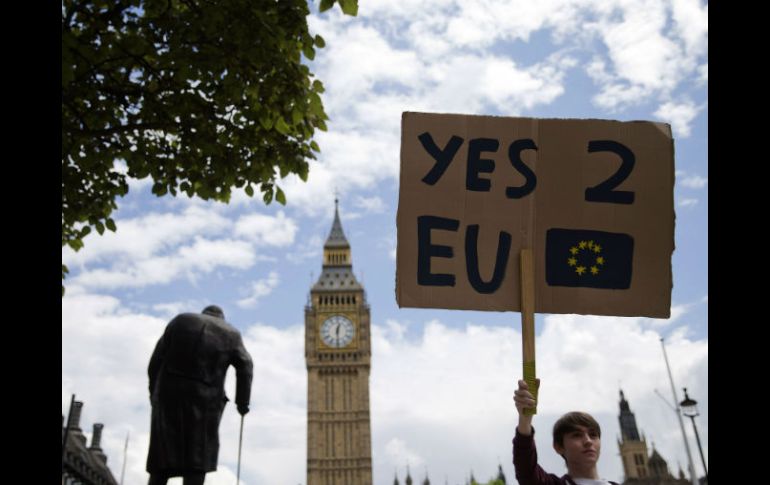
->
[305,199,373,485]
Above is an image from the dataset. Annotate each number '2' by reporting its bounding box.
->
[585,140,635,205]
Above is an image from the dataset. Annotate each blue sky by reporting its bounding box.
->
[62,1,707,484]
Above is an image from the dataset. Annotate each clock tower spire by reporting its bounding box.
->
[323,197,353,267]
[305,199,373,485]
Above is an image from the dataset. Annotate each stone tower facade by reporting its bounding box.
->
[306,200,373,485]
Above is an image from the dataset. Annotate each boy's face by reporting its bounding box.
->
[554,424,601,468]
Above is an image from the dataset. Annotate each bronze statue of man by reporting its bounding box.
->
[146,305,253,485]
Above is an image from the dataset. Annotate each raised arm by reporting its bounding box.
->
[514,378,538,435]
[512,378,563,485]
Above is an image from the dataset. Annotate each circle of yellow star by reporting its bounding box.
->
[566,240,606,276]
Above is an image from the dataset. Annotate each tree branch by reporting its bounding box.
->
[72,122,178,137]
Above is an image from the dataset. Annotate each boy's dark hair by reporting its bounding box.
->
[552,411,601,447]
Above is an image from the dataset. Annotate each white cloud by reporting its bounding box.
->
[645,301,690,327]
[178,237,256,272]
[281,132,399,216]
[480,55,571,109]
[599,5,682,91]
[592,81,654,111]
[237,272,281,308]
[151,300,208,319]
[421,54,569,115]
[677,198,698,208]
[668,302,690,323]
[655,100,702,138]
[64,205,295,291]
[62,293,166,485]
[581,0,706,111]
[384,438,425,469]
[317,130,400,186]
[388,235,397,261]
[286,234,325,265]
[379,318,408,343]
[319,24,422,102]
[697,63,708,84]
[72,238,256,289]
[679,174,707,189]
[234,211,298,247]
[671,0,708,57]
[63,206,232,268]
[355,195,386,213]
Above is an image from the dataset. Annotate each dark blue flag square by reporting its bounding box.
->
[545,228,634,289]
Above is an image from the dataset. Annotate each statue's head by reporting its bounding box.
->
[202,305,225,319]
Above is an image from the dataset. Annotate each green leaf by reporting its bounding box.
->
[259,114,274,130]
[95,222,105,235]
[245,184,254,197]
[298,162,309,182]
[275,186,286,205]
[312,80,325,93]
[245,85,260,101]
[117,183,130,196]
[309,92,324,117]
[302,43,315,61]
[275,117,290,135]
[319,0,335,12]
[310,140,320,152]
[263,188,273,204]
[292,108,304,125]
[68,238,84,252]
[339,0,358,15]
[105,218,117,232]
[314,35,326,48]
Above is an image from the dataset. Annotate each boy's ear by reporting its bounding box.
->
[553,442,564,456]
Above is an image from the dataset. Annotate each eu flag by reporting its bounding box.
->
[545,228,634,289]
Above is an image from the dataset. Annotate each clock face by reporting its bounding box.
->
[320,315,355,348]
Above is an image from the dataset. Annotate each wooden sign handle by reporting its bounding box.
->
[520,248,539,415]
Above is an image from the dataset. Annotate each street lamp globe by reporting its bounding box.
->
[680,387,707,483]
[680,388,699,418]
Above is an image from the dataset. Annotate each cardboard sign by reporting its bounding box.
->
[396,112,675,318]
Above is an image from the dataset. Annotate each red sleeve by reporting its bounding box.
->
[513,428,566,485]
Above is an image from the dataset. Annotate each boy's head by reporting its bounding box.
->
[552,411,601,448]
[553,411,602,468]
[552,412,602,470]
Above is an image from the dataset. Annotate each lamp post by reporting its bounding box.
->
[680,388,708,483]
[660,338,698,485]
